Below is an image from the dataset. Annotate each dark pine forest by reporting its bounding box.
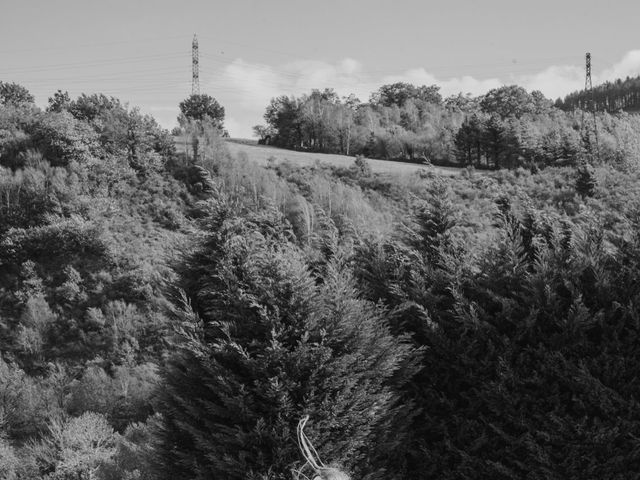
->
[557,74,640,113]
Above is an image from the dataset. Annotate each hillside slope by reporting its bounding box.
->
[224,139,463,176]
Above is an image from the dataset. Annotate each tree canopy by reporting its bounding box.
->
[178,93,225,126]
[371,82,442,107]
[558,74,640,113]
[0,81,35,106]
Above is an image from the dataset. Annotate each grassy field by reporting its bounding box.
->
[224,139,465,176]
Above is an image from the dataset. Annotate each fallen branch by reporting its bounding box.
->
[292,415,350,480]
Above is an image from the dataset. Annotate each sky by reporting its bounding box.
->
[2,0,640,137]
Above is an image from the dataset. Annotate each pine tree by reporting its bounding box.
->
[576,161,597,198]
[354,199,640,478]
[155,199,413,479]
[405,180,458,265]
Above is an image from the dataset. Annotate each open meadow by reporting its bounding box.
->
[223,138,464,176]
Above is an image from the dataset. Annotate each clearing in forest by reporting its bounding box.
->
[224,139,463,176]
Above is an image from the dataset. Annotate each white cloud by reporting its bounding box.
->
[148,106,178,112]
[223,117,242,137]
[205,50,640,138]
[381,68,503,97]
[516,65,584,100]
[144,107,179,132]
[208,58,372,137]
[598,50,640,83]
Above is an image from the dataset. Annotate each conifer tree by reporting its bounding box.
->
[155,198,413,480]
[354,197,640,478]
[576,161,597,198]
[405,180,458,265]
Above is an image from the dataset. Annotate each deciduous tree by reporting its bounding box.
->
[178,93,225,127]
[0,82,35,106]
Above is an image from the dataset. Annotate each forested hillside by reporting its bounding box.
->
[555,76,640,113]
[254,82,640,171]
[557,75,640,113]
[4,79,640,479]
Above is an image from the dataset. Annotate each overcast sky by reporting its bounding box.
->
[2,0,640,137]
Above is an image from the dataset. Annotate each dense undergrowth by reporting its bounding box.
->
[3,84,640,479]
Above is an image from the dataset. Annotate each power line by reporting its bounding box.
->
[1,37,607,95]
[3,34,628,127]
[1,52,186,74]
[196,32,584,74]
[0,34,192,56]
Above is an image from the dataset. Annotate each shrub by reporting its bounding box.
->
[28,412,117,479]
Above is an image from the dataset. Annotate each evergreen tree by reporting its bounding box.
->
[179,93,225,127]
[353,198,640,479]
[454,117,476,166]
[406,181,458,264]
[576,161,597,198]
[156,199,413,480]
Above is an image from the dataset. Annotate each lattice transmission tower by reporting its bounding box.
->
[581,52,599,159]
[192,34,200,95]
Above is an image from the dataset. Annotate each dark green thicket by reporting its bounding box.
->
[354,194,640,479]
[576,161,598,198]
[156,198,414,479]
